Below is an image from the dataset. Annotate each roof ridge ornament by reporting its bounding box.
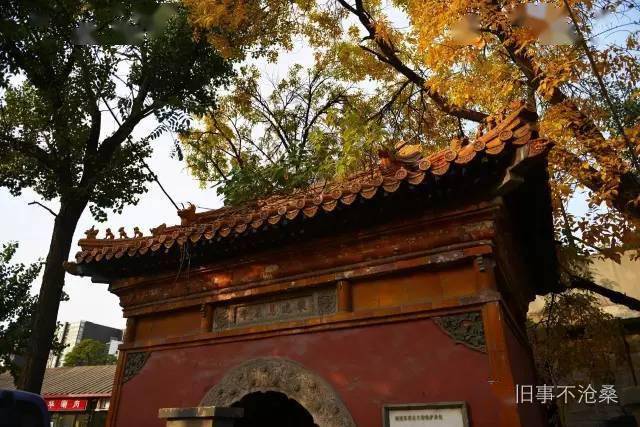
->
[84,226,99,240]
[178,203,197,225]
[105,228,115,240]
[118,227,128,239]
[150,223,167,236]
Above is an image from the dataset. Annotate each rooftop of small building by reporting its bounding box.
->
[65,101,557,290]
[0,365,116,397]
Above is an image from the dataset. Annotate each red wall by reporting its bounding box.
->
[503,317,546,425]
[115,318,500,426]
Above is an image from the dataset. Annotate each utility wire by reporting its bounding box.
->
[141,160,180,210]
[100,97,181,210]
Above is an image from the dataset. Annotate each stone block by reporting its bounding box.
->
[158,406,243,427]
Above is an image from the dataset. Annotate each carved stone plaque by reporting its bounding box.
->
[212,287,337,331]
[384,403,469,427]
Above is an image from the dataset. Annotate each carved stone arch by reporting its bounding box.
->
[200,357,356,427]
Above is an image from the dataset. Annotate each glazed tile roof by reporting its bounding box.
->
[0,365,115,397]
[70,102,552,267]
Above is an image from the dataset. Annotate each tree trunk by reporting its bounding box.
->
[18,196,88,393]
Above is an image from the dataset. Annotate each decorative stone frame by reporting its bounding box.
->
[433,311,486,353]
[200,357,356,427]
[122,351,150,383]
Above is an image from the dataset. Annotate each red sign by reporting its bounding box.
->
[45,399,88,412]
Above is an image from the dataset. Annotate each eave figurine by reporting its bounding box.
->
[67,102,556,427]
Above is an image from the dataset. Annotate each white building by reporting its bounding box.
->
[47,321,123,368]
[107,339,123,358]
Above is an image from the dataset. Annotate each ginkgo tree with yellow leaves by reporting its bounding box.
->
[181,0,640,310]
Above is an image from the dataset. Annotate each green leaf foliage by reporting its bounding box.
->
[180,63,399,204]
[0,0,234,220]
[0,243,41,380]
[528,291,625,387]
[63,339,117,367]
[0,0,234,390]
[0,242,67,382]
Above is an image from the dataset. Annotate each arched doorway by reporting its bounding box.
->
[232,391,318,427]
[200,357,356,427]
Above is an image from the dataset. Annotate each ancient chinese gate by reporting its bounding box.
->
[67,103,557,427]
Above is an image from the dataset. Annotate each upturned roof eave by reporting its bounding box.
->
[66,102,553,276]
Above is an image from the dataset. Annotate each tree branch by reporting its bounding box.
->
[301,92,346,149]
[482,1,611,152]
[568,274,640,312]
[335,0,488,123]
[478,0,640,219]
[553,142,640,219]
[248,88,292,151]
[93,76,153,168]
[211,116,244,166]
[1,133,57,172]
[563,0,640,173]
[28,201,57,218]
[368,80,410,122]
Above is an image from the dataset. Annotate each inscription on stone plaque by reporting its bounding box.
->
[384,403,468,427]
[235,294,315,326]
[212,287,337,331]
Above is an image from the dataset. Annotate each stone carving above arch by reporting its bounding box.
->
[200,357,356,427]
